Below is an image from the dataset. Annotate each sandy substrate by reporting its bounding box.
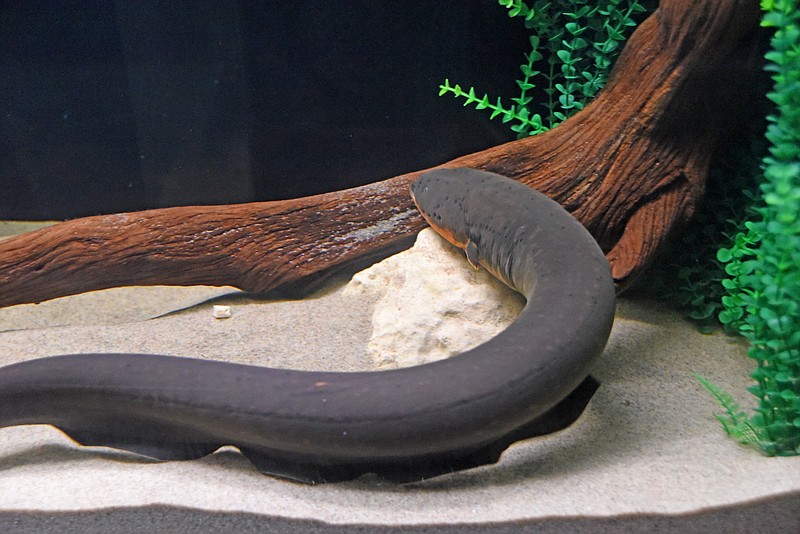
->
[0,226,798,532]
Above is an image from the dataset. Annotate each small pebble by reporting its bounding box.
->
[212,305,232,319]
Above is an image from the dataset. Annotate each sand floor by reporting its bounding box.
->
[0,223,798,532]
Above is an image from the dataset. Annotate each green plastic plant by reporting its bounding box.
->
[698,0,800,456]
[694,374,763,446]
[439,0,649,138]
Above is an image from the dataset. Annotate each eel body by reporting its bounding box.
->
[0,169,615,483]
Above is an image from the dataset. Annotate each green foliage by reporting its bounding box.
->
[439,0,649,138]
[710,0,800,456]
[694,374,764,446]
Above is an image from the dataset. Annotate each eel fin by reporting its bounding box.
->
[465,240,480,269]
[56,425,221,461]
[52,377,597,483]
[497,374,599,440]
[239,447,357,484]
[243,376,600,484]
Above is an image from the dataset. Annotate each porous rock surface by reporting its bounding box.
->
[344,228,524,368]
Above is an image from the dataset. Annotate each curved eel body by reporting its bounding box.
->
[0,168,615,483]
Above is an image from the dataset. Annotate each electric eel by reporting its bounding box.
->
[0,168,615,483]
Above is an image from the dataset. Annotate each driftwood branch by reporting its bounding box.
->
[0,0,763,308]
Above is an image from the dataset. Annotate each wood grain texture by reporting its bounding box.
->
[0,0,763,308]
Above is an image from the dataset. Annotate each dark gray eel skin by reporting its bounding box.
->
[0,168,615,483]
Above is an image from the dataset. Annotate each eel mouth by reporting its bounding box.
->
[410,185,467,251]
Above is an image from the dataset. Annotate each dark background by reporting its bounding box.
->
[0,1,528,219]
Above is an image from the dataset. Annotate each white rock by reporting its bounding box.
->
[344,228,524,368]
